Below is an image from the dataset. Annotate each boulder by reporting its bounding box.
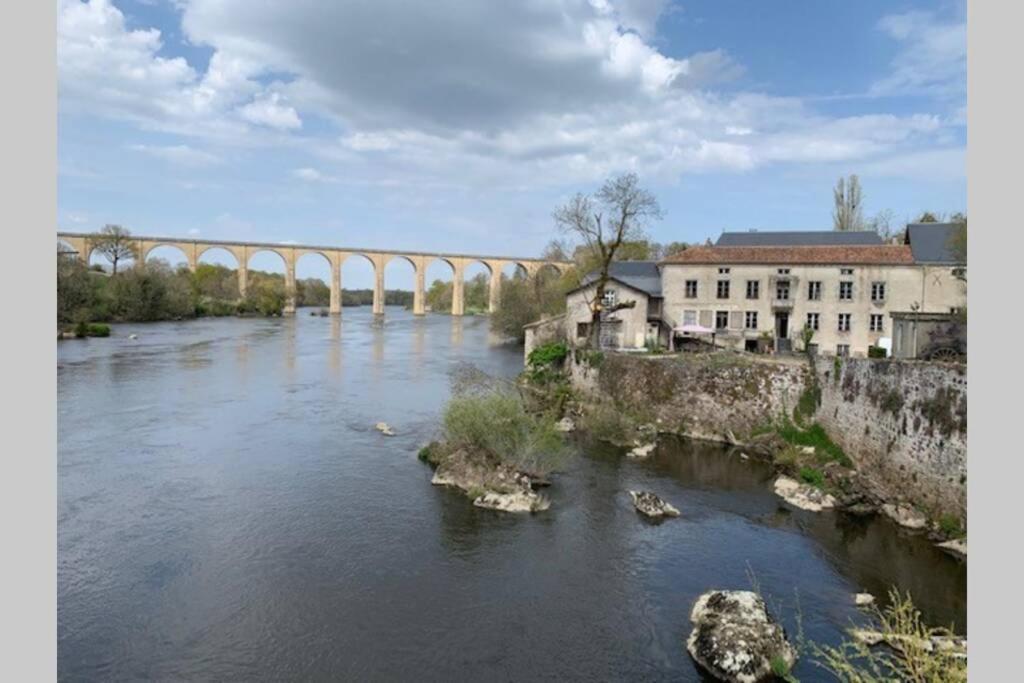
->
[800,446,816,455]
[855,592,876,607]
[627,442,656,458]
[882,503,928,530]
[128,333,138,340]
[744,431,788,458]
[473,490,549,513]
[936,538,967,559]
[773,476,836,512]
[375,422,396,436]
[686,590,797,683]
[555,417,576,433]
[629,490,679,519]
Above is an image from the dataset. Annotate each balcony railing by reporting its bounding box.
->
[771,298,794,309]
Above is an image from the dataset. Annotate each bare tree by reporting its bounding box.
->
[91,224,137,275]
[553,172,662,347]
[832,174,864,231]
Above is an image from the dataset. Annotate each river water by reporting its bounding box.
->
[58,308,966,681]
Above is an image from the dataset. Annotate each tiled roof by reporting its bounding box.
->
[716,230,883,247]
[578,260,662,295]
[661,244,915,266]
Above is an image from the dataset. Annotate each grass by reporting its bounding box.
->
[798,465,825,488]
[776,419,852,468]
[770,655,797,683]
[811,588,966,682]
[443,389,571,476]
[938,514,965,539]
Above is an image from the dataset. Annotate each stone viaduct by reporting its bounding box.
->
[57,232,572,316]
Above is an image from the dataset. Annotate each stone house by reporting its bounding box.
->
[547,224,966,358]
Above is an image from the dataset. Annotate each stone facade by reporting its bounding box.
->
[660,262,965,358]
[815,357,966,520]
[564,282,665,350]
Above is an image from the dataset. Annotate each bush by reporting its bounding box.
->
[868,345,887,358]
[938,514,965,538]
[580,400,637,445]
[73,322,111,338]
[442,389,570,476]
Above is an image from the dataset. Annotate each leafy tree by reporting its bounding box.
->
[56,247,97,324]
[661,241,689,259]
[90,224,137,275]
[553,172,662,347]
[832,174,864,231]
[916,211,940,223]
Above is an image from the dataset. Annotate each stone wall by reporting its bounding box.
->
[815,357,966,520]
[568,352,809,443]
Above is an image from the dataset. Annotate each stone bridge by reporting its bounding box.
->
[57,232,572,316]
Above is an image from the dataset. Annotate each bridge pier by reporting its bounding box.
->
[451,261,466,316]
[372,256,385,315]
[329,260,342,315]
[488,268,502,313]
[412,257,426,315]
[237,262,248,298]
[284,256,297,316]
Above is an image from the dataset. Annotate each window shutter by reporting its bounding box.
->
[699,310,712,327]
[729,311,743,329]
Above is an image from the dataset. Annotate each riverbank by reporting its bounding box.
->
[538,346,966,548]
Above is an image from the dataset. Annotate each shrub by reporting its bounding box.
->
[73,321,111,338]
[527,341,569,368]
[868,345,887,358]
[938,514,965,538]
[579,400,637,445]
[442,389,570,476]
[812,588,966,682]
[794,384,821,424]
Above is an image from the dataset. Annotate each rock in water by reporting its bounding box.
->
[936,538,967,559]
[773,476,836,512]
[687,590,797,683]
[627,442,656,458]
[629,490,679,518]
[473,490,549,513]
[128,333,138,340]
[374,422,396,436]
[855,592,876,607]
[881,503,928,530]
[555,417,576,433]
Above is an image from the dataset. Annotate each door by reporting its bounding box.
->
[774,312,791,352]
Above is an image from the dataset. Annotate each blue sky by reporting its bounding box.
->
[58,0,966,287]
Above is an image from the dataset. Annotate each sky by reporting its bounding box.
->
[58,0,966,288]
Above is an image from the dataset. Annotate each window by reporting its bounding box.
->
[870,314,884,332]
[717,280,730,299]
[775,280,790,300]
[806,312,820,331]
[837,344,850,357]
[602,288,617,307]
[807,281,822,300]
[715,311,729,330]
[683,309,697,326]
[777,268,790,275]
[576,322,590,339]
[871,282,886,302]
[744,311,758,330]
[839,281,853,301]
[840,268,854,275]
[746,280,760,299]
[952,267,966,279]
[838,313,851,332]
[685,280,698,298]
[718,267,731,274]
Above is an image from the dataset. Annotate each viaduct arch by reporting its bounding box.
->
[58,232,571,317]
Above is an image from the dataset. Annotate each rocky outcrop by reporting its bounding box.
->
[474,490,550,513]
[882,503,928,530]
[686,590,797,683]
[425,444,549,514]
[629,490,679,519]
[773,476,836,512]
[627,442,656,458]
[936,538,967,559]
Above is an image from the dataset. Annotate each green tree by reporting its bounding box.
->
[90,224,137,275]
[56,247,97,324]
[916,211,940,223]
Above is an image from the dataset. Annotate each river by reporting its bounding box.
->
[58,308,966,681]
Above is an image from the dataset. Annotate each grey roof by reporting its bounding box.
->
[716,230,884,247]
[904,223,964,264]
[579,260,661,296]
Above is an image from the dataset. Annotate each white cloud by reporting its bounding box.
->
[129,143,222,166]
[238,92,302,130]
[58,0,964,191]
[872,11,966,98]
[188,227,201,235]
